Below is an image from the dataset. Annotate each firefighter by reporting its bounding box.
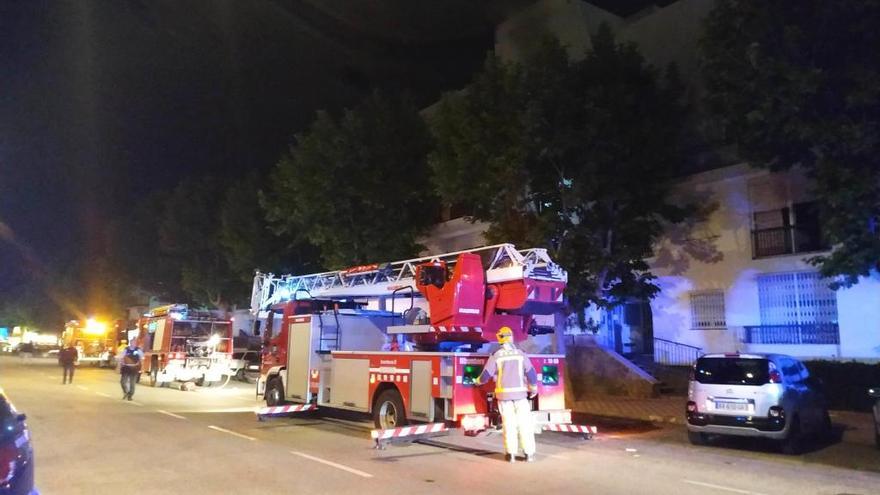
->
[118,339,143,401]
[475,326,538,463]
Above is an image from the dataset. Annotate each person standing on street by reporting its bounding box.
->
[58,344,78,384]
[475,326,539,463]
[118,339,143,401]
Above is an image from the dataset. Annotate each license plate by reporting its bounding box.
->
[714,401,749,411]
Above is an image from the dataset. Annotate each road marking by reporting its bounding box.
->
[177,407,258,413]
[156,410,187,420]
[682,479,768,495]
[76,385,89,391]
[123,400,144,407]
[290,451,373,478]
[208,425,256,441]
[94,392,112,398]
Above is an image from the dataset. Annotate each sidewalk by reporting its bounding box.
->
[570,395,877,446]
[570,396,684,424]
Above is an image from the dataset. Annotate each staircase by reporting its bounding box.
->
[625,353,691,396]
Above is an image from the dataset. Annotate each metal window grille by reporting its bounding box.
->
[757,271,838,325]
[690,290,726,329]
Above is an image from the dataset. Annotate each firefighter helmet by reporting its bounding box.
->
[496,326,513,344]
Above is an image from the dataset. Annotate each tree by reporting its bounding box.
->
[701,0,880,286]
[265,92,438,268]
[219,171,320,283]
[430,27,691,318]
[158,178,241,309]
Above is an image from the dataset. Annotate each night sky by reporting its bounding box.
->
[0,0,515,324]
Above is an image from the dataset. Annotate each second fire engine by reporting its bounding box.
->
[136,304,235,387]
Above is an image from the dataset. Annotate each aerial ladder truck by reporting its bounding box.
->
[251,243,595,447]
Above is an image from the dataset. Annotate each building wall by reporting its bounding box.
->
[495,0,714,88]
[649,163,880,361]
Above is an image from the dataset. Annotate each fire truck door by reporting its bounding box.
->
[153,320,166,352]
[286,320,313,401]
[410,360,432,420]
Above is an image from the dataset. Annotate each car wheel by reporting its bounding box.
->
[373,388,407,430]
[781,416,802,455]
[687,430,708,446]
[235,369,246,382]
[265,377,285,407]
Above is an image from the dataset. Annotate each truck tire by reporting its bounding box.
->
[373,389,407,430]
[265,377,286,407]
[149,367,159,387]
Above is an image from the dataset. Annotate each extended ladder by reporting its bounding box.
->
[250,243,567,315]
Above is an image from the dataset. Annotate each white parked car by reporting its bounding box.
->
[686,353,830,454]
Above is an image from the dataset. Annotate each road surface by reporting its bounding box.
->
[1,357,877,495]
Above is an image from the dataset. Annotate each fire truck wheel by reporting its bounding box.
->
[374,389,407,430]
[265,377,286,407]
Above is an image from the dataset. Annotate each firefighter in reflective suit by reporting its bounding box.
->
[476,326,538,463]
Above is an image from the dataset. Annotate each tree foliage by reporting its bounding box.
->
[219,172,320,282]
[158,178,241,309]
[430,26,691,316]
[265,92,437,268]
[702,0,880,285]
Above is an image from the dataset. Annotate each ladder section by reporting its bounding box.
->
[251,243,567,315]
[317,312,340,353]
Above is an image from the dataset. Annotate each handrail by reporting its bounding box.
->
[653,337,702,352]
[653,338,702,366]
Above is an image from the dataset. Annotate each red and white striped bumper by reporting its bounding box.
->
[255,403,316,419]
[370,422,449,448]
[542,423,597,437]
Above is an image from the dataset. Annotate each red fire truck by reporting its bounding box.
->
[61,319,116,367]
[137,304,234,387]
[253,244,584,441]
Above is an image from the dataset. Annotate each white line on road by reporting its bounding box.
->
[290,451,373,478]
[123,400,144,406]
[94,392,112,398]
[208,425,256,441]
[682,479,769,495]
[156,410,187,420]
[76,385,89,391]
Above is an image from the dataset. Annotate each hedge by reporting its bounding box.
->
[804,360,880,412]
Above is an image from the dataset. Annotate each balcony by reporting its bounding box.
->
[742,323,840,345]
[751,226,828,259]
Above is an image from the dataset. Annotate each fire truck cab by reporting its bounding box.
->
[255,244,572,432]
[137,304,234,387]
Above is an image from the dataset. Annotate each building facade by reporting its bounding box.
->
[645,164,880,363]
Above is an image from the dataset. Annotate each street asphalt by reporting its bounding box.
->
[1,356,878,495]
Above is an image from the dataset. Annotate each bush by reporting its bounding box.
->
[804,360,880,412]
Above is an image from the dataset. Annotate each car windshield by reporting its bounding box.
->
[694,357,770,386]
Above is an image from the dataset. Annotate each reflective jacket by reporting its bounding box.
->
[476,344,538,401]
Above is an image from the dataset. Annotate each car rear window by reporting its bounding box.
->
[694,358,769,385]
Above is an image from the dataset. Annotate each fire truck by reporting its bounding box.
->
[61,319,116,367]
[137,304,234,387]
[253,244,589,443]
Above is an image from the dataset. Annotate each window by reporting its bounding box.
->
[757,271,837,326]
[744,271,840,344]
[752,201,828,258]
[694,357,769,385]
[690,290,726,329]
